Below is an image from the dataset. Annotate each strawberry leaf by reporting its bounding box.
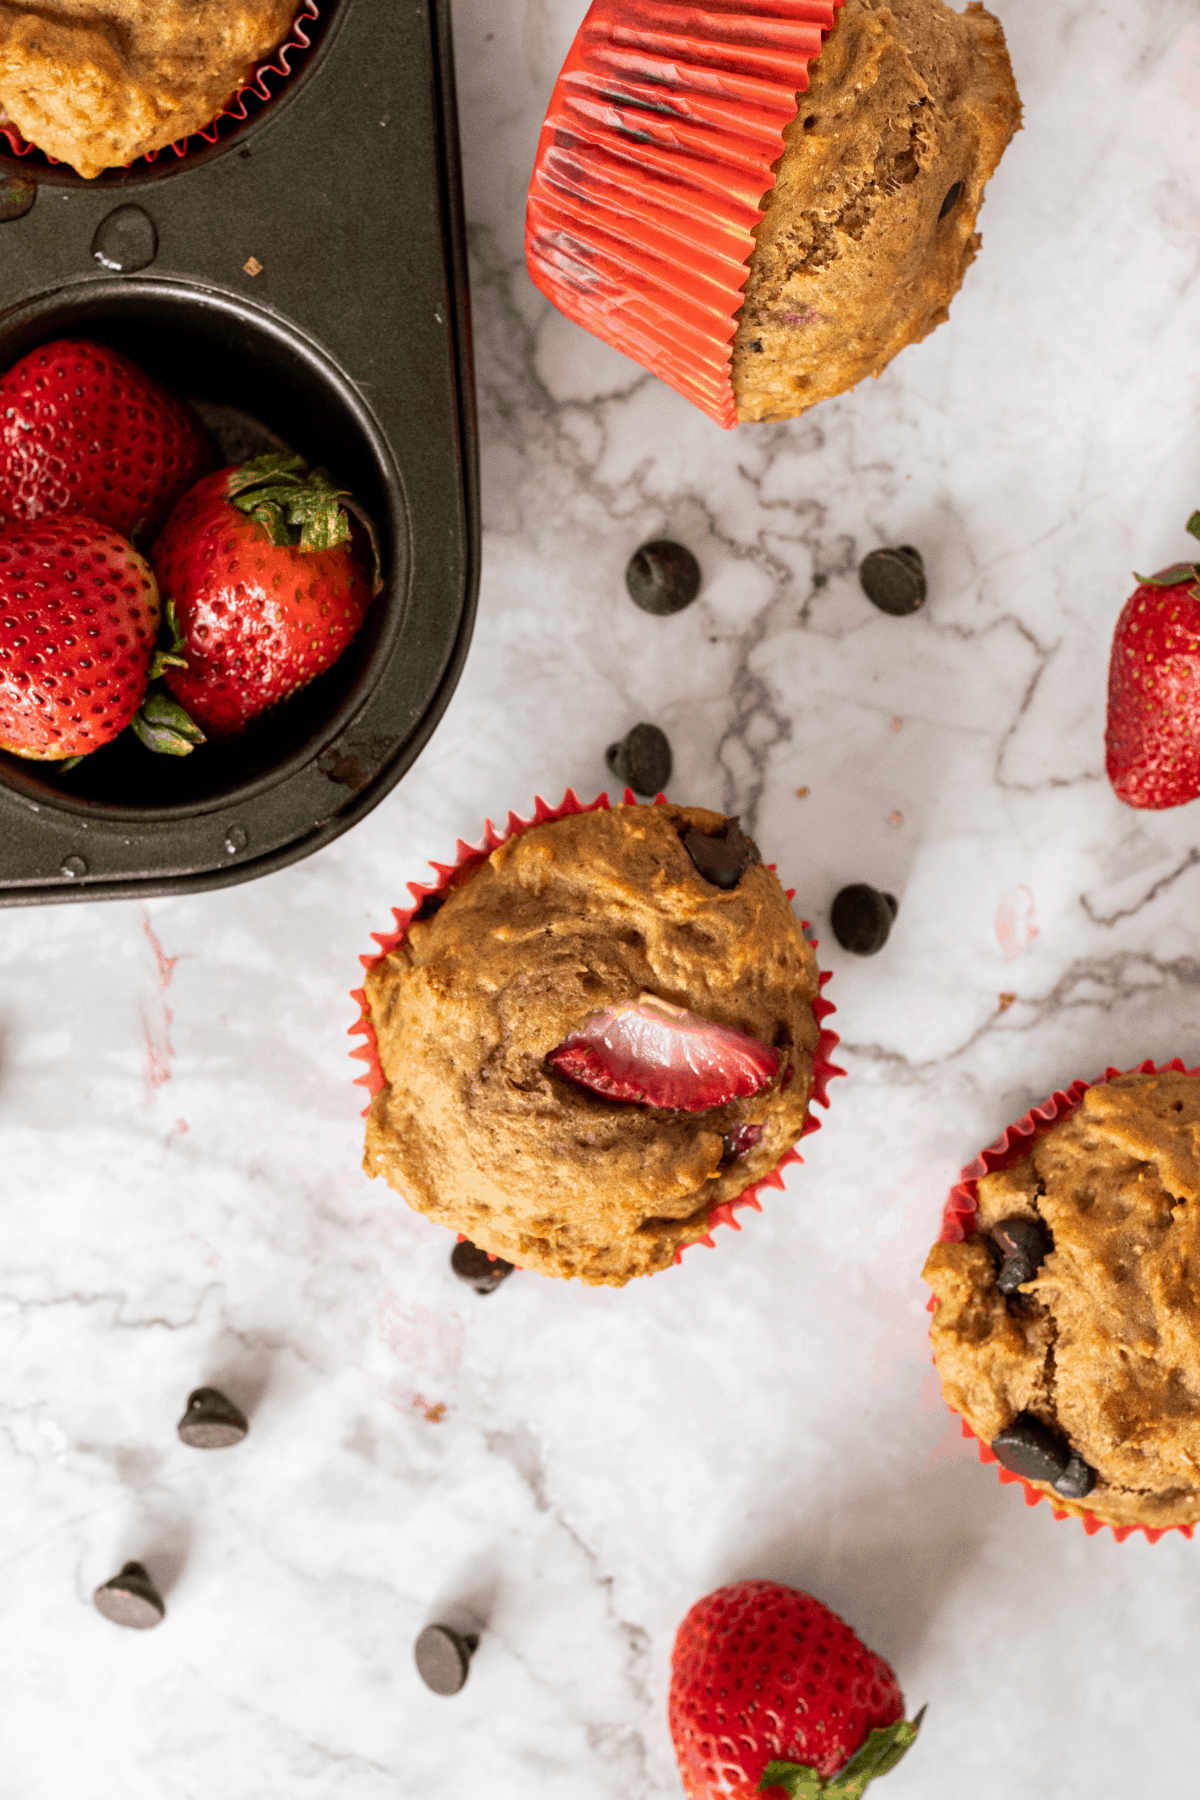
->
[1132,564,1200,588]
[148,597,189,681]
[758,1713,925,1800]
[129,683,207,757]
[1187,511,1200,542]
[227,453,353,552]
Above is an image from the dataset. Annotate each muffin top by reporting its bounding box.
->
[924,1070,1200,1529]
[0,0,299,179]
[363,803,822,1287]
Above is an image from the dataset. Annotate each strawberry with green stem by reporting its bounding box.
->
[152,453,380,737]
[1106,510,1200,810]
[669,1581,924,1800]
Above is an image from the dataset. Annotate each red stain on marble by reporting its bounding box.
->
[140,910,180,1097]
[378,1295,463,1386]
[995,885,1039,963]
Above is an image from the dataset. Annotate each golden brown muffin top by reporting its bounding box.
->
[363,803,822,1287]
[0,0,299,178]
[732,0,1021,423]
[924,1070,1200,1529]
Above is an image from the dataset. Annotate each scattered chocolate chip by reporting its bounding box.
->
[414,1623,479,1695]
[606,722,672,796]
[721,1122,763,1163]
[858,545,927,617]
[451,1239,514,1295]
[830,884,898,955]
[990,1217,1052,1294]
[1054,1450,1098,1500]
[682,817,761,890]
[176,1386,249,1449]
[750,338,764,354]
[990,1413,1071,1485]
[625,540,702,615]
[93,1561,165,1630]
[938,181,964,220]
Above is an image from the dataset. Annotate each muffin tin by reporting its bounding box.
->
[0,0,478,906]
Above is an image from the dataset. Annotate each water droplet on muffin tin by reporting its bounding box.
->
[606,723,672,796]
[91,204,158,274]
[414,1623,478,1694]
[59,853,88,879]
[450,1240,514,1295]
[176,1386,249,1449]
[93,1562,165,1630]
[831,884,897,955]
[859,546,926,616]
[625,540,701,615]
[224,824,248,855]
[0,174,36,222]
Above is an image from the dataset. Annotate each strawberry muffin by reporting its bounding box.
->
[361,802,825,1286]
[923,1069,1200,1532]
[0,0,301,179]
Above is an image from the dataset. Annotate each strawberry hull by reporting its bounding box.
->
[0,0,478,905]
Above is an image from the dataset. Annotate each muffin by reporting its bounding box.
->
[0,0,303,179]
[924,1067,1200,1533]
[358,797,834,1286]
[526,0,1021,428]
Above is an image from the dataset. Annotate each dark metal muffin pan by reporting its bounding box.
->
[0,0,478,905]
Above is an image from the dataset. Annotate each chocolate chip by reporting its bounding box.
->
[625,540,701,615]
[830,884,898,955]
[414,1623,478,1695]
[1054,1450,1098,1500]
[938,181,963,220]
[721,1122,763,1163]
[451,1239,514,1295]
[682,817,761,890]
[989,1217,1051,1294]
[990,1413,1071,1485]
[606,722,672,797]
[858,545,927,616]
[93,1561,165,1630]
[176,1386,249,1449]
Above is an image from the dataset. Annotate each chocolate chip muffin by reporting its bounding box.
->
[731,0,1022,423]
[0,0,300,179]
[924,1070,1200,1531]
[361,802,825,1287]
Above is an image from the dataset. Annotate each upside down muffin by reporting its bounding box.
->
[0,0,300,179]
[923,1070,1200,1531]
[362,803,824,1287]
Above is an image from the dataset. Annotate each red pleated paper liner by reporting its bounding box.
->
[349,787,844,1265]
[525,0,844,429]
[0,2,319,174]
[931,1058,1200,1543]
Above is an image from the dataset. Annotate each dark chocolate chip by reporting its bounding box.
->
[721,1122,763,1163]
[451,1239,514,1295]
[624,540,702,615]
[606,722,672,797]
[938,181,964,220]
[177,1386,249,1449]
[681,817,761,890]
[1054,1450,1098,1500]
[990,1413,1071,1485]
[93,1562,165,1630]
[750,339,764,354]
[858,546,927,617]
[990,1216,1052,1294]
[414,1623,479,1695]
[830,884,898,955]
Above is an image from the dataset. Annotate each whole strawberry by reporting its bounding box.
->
[0,514,162,760]
[1106,510,1200,809]
[669,1582,923,1800]
[0,339,215,543]
[153,454,380,737]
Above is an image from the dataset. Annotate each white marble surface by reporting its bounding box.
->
[5,1,1200,1793]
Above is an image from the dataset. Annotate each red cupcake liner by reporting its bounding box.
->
[0,2,319,174]
[349,787,844,1264]
[525,0,844,429]
[930,1058,1200,1543]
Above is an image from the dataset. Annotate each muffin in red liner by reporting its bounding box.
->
[525,0,1021,429]
[349,788,843,1284]
[924,1060,1200,1542]
[0,1,320,180]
